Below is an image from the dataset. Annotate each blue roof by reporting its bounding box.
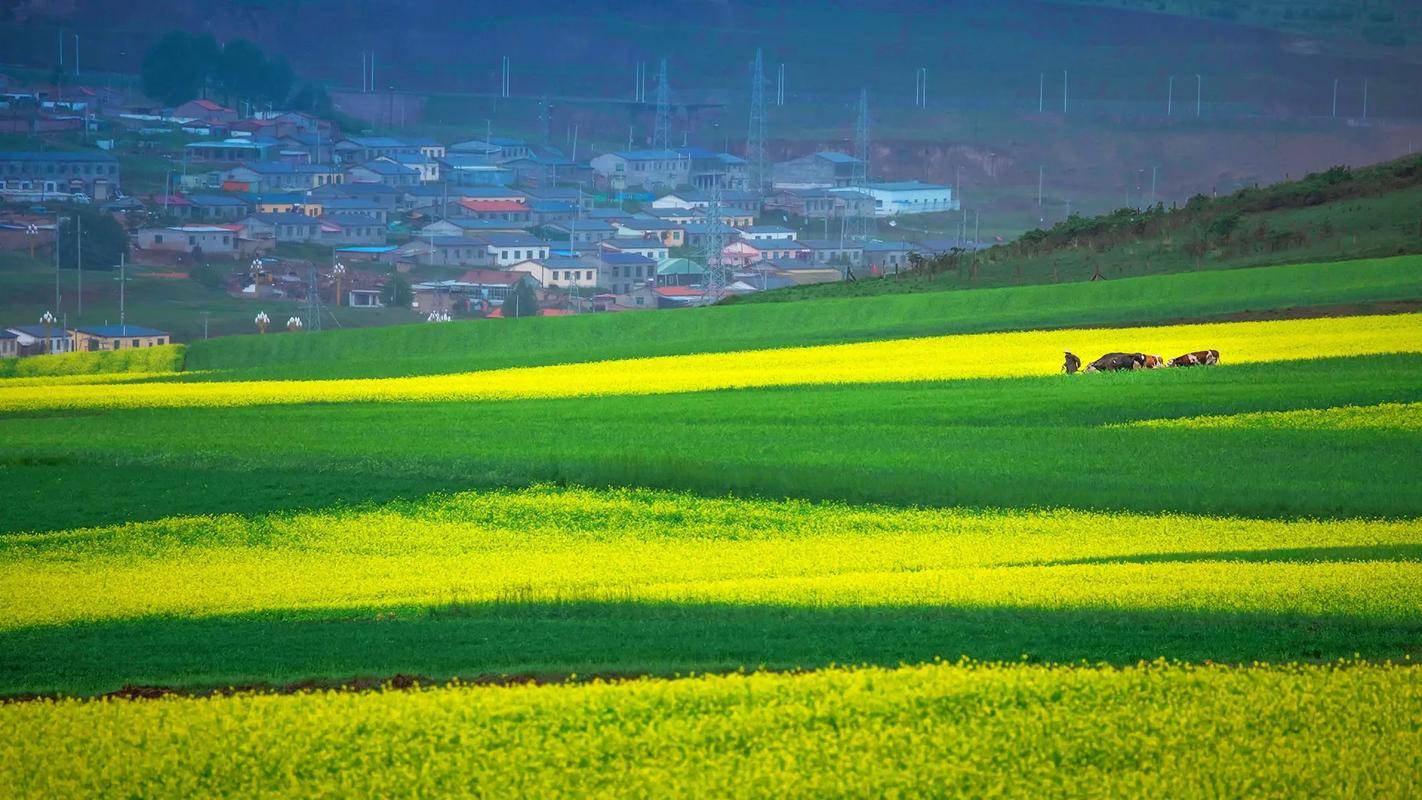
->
[357,161,418,175]
[482,233,546,247]
[528,199,578,212]
[336,245,398,253]
[867,180,951,191]
[187,194,248,206]
[75,324,167,337]
[600,252,656,265]
[814,151,861,164]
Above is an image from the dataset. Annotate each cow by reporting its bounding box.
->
[1140,354,1166,369]
[1063,351,1081,374]
[1084,352,1143,372]
[1168,349,1220,368]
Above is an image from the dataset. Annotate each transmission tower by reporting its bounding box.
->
[746,48,768,193]
[306,265,323,331]
[538,94,550,145]
[699,181,728,303]
[653,58,671,151]
[843,88,873,250]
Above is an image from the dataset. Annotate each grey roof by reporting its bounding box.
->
[738,225,797,234]
[186,193,248,206]
[797,239,863,250]
[247,212,321,224]
[323,212,382,226]
[866,180,951,191]
[74,324,167,337]
[813,151,861,164]
[482,233,547,247]
[549,220,616,232]
[356,160,419,176]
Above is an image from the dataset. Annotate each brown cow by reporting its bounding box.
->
[1085,352,1143,372]
[1168,349,1220,367]
[1140,354,1166,369]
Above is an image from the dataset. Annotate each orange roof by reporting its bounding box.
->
[487,307,571,318]
[458,199,527,213]
[654,286,704,297]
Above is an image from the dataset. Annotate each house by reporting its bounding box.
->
[3,325,74,355]
[0,151,120,200]
[334,136,418,164]
[439,154,514,187]
[173,99,238,123]
[184,139,279,162]
[523,186,593,211]
[527,199,579,226]
[503,146,577,186]
[546,220,617,245]
[318,197,389,224]
[723,239,810,266]
[396,236,489,267]
[772,151,862,189]
[238,212,324,244]
[600,239,668,262]
[410,270,539,313]
[402,136,446,160]
[653,285,706,306]
[347,160,420,187]
[347,288,383,308]
[615,219,686,247]
[456,198,531,226]
[321,213,386,245]
[656,257,707,287]
[380,152,440,183]
[483,233,551,266]
[589,150,689,191]
[185,193,251,221]
[764,187,840,220]
[650,189,762,216]
[862,239,923,272]
[449,137,531,162]
[221,162,344,193]
[421,218,526,238]
[146,193,194,219]
[245,192,321,216]
[677,147,749,190]
[735,225,797,242]
[798,239,864,267]
[309,182,403,210]
[848,182,958,216]
[135,225,238,255]
[598,252,658,294]
[510,256,600,289]
[72,324,170,352]
[0,329,15,358]
[752,258,843,286]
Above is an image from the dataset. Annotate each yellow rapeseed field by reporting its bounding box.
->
[0,313,1416,412]
[5,486,1419,630]
[1130,401,1422,431]
[2,661,1419,799]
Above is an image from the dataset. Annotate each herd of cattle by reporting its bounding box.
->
[1063,349,1220,374]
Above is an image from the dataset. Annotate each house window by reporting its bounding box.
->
[154,234,163,244]
[132,339,141,348]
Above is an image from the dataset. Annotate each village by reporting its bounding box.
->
[0,72,963,353]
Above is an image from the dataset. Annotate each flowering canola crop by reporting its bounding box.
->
[2,661,1418,799]
[0,313,1416,412]
[1130,401,1422,431]
[5,486,1419,631]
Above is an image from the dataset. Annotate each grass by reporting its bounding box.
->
[0,253,416,343]
[738,184,1422,302]
[164,256,1422,381]
[2,313,1416,412]
[4,662,1418,799]
[2,485,1419,695]
[4,354,1421,533]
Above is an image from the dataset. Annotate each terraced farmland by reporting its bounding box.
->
[1,262,1419,797]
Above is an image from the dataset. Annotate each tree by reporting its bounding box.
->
[289,83,333,115]
[56,208,129,272]
[216,38,270,108]
[264,55,295,108]
[380,268,412,308]
[502,280,539,317]
[141,30,205,106]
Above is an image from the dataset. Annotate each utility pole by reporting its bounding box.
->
[1363,78,1369,120]
[1063,69,1068,113]
[118,253,126,330]
[1037,165,1044,207]
[74,34,79,76]
[1332,77,1339,118]
[777,62,785,106]
[201,311,210,339]
[370,52,376,95]
[1196,73,1202,117]
[54,215,61,313]
[1038,71,1045,113]
[1150,165,1158,207]
[362,52,366,92]
[75,215,82,317]
[1167,74,1174,116]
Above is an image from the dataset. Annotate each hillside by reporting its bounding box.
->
[734,155,1422,303]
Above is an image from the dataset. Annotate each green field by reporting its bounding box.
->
[168,256,1422,380]
[2,252,1420,797]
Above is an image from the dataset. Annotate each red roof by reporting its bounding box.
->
[190,99,231,112]
[458,199,528,213]
[458,269,523,285]
[487,307,570,319]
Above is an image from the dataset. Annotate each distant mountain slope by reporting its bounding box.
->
[731,155,1422,303]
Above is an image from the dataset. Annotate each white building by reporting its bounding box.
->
[134,225,239,255]
[838,181,959,216]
